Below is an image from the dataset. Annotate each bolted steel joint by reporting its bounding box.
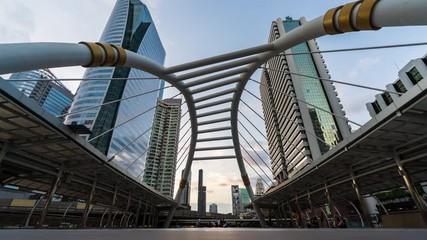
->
[79,41,127,67]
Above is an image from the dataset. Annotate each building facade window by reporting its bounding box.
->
[406,67,423,84]
[393,80,407,93]
[381,92,393,106]
[372,101,382,114]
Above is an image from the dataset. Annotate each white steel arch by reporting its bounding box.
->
[1,0,427,228]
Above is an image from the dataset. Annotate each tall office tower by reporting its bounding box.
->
[240,188,250,212]
[8,69,74,120]
[65,0,166,177]
[260,17,350,183]
[367,54,427,117]
[179,169,191,208]
[255,178,265,195]
[143,99,181,197]
[209,203,218,213]
[198,169,206,215]
[231,185,242,216]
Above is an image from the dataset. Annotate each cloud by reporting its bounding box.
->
[0,0,35,42]
[241,140,270,166]
[348,57,381,80]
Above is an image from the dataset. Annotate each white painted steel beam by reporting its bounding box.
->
[193,155,236,161]
[198,127,232,134]
[184,68,246,88]
[191,77,240,94]
[197,117,231,126]
[195,146,235,151]
[163,44,274,74]
[196,108,232,118]
[175,56,257,81]
[193,88,236,103]
[195,98,233,110]
[197,136,233,142]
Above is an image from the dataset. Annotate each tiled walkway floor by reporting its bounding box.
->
[1,228,427,240]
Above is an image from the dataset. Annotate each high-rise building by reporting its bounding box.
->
[231,185,241,216]
[143,99,181,197]
[231,186,251,215]
[65,0,166,178]
[255,178,265,196]
[260,17,350,183]
[240,188,251,210]
[367,54,427,117]
[8,69,74,120]
[209,203,218,214]
[179,169,191,208]
[198,169,206,216]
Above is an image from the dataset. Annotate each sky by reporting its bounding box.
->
[1,0,427,213]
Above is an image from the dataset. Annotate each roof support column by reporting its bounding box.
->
[295,194,304,228]
[107,184,118,228]
[324,182,335,219]
[286,200,295,228]
[148,205,154,228]
[142,202,148,227]
[282,202,289,227]
[153,206,158,227]
[134,198,141,228]
[394,153,427,225]
[120,191,132,228]
[351,173,374,228]
[276,202,283,228]
[36,164,64,228]
[307,190,315,216]
[81,174,97,228]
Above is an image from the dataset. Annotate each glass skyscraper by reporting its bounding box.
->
[240,188,250,208]
[65,0,165,178]
[143,99,181,197]
[260,17,351,183]
[7,69,74,120]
